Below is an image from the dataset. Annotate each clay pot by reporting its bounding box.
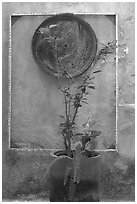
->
[48,150,101,202]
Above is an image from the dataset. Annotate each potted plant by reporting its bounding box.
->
[31,13,116,202]
[47,42,116,202]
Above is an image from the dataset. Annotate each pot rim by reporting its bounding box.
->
[50,149,100,159]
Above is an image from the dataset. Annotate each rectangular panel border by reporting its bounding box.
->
[8,13,118,152]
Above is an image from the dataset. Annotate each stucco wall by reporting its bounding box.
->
[11,14,116,150]
[2,2,135,201]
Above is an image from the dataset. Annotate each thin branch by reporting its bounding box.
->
[64,91,68,122]
[71,92,83,124]
[68,79,72,120]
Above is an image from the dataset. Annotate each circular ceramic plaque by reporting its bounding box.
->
[32,13,97,78]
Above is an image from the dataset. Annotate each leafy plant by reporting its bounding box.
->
[56,40,116,156]
[38,17,117,202]
[58,75,98,156]
[41,23,117,156]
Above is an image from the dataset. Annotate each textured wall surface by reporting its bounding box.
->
[11,15,116,150]
[2,2,135,201]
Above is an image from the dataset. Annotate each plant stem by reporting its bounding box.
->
[68,80,71,120]
[72,106,79,125]
[72,92,83,125]
[64,91,68,121]
[67,137,71,157]
[52,37,72,154]
[64,138,68,150]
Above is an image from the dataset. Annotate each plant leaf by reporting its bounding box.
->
[93,70,102,74]
[60,123,66,127]
[89,77,95,80]
[75,133,84,136]
[90,130,102,138]
[88,86,95,89]
[58,115,65,119]
[82,101,88,104]
[78,85,84,89]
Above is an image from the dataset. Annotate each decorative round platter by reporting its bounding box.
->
[32,13,97,78]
